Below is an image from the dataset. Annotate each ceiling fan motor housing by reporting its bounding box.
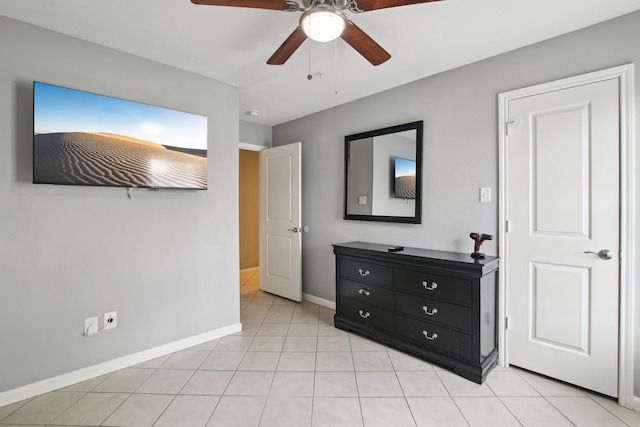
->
[299,0,353,12]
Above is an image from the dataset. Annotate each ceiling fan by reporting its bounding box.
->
[190,0,442,66]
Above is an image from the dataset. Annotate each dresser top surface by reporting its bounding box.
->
[333,241,499,274]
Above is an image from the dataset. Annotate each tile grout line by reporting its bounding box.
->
[393,353,420,427]
[434,368,473,427]
[512,368,585,426]
[347,331,372,427]
[482,379,527,426]
[584,393,635,426]
[146,347,215,427]
[251,304,272,427]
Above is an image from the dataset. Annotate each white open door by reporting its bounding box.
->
[505,78,620,397]
[260,143,302,302]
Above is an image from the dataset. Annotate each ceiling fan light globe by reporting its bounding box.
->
[300,7,346,42]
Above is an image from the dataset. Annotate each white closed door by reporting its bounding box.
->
[506,78,620,397]
[260,143,302,302]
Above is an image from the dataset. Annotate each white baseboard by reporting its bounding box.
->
[632,395,640,412]
[0,323,242,407]
[240,267,259,273]
[302,293,335,310]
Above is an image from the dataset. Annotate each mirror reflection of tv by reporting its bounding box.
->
[33,81,208,190]
[394,157,416,199]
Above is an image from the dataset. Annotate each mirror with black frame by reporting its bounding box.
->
[344,121,423,224]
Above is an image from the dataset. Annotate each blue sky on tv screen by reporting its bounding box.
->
[395,157,416,178]
[34,82,207,150]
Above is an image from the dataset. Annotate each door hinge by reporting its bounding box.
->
[505,220,511,233]
[505,317,510,330]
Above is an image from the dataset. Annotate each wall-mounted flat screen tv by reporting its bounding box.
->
[33,81,208,190]
[394,157,416,199]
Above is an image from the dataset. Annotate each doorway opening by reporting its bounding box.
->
[239,148,260,272]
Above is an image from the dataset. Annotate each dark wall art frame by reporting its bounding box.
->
[344,120,423,224]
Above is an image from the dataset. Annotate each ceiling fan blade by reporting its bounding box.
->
[340,22,390,66]
[352,0,442,12]
[190,0,291,11]
[267,27,308,65]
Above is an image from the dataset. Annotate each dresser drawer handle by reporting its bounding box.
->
[422,306,438,316]
[422,281,438,290]
[358,309,371,319]
[358,269,370,277]
[422,330,438,341]
[358,288,371,296]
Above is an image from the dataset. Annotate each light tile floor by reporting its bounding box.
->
[1,268,639,426]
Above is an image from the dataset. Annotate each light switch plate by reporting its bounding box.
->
[480,187,491,203]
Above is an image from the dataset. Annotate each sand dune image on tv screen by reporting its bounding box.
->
[395,175,416,199]
[33,132,207,189]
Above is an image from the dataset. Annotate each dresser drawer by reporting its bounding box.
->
[396,315,472,360]
[340,298,394,332]
[395,269,472,304]
[395,292,472,331]
[340,258,393,287]
[340,278,394,309]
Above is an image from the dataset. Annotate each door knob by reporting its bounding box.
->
[584,249,613,260]
[288,227,300,233]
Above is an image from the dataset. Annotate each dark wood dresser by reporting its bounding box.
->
[333,241,499,383]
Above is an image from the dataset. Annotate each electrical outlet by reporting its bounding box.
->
[84,316,98,336]
[104,311,117,330]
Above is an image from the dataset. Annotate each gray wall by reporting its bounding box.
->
[274,11,640,399]
[0,17,239,393]
[347,137,373,216]
[239,120,272,147]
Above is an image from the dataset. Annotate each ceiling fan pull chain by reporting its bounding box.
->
[307,36,313,80]
[334,38,339,95]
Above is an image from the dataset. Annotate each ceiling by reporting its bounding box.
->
[1,0,639,126]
